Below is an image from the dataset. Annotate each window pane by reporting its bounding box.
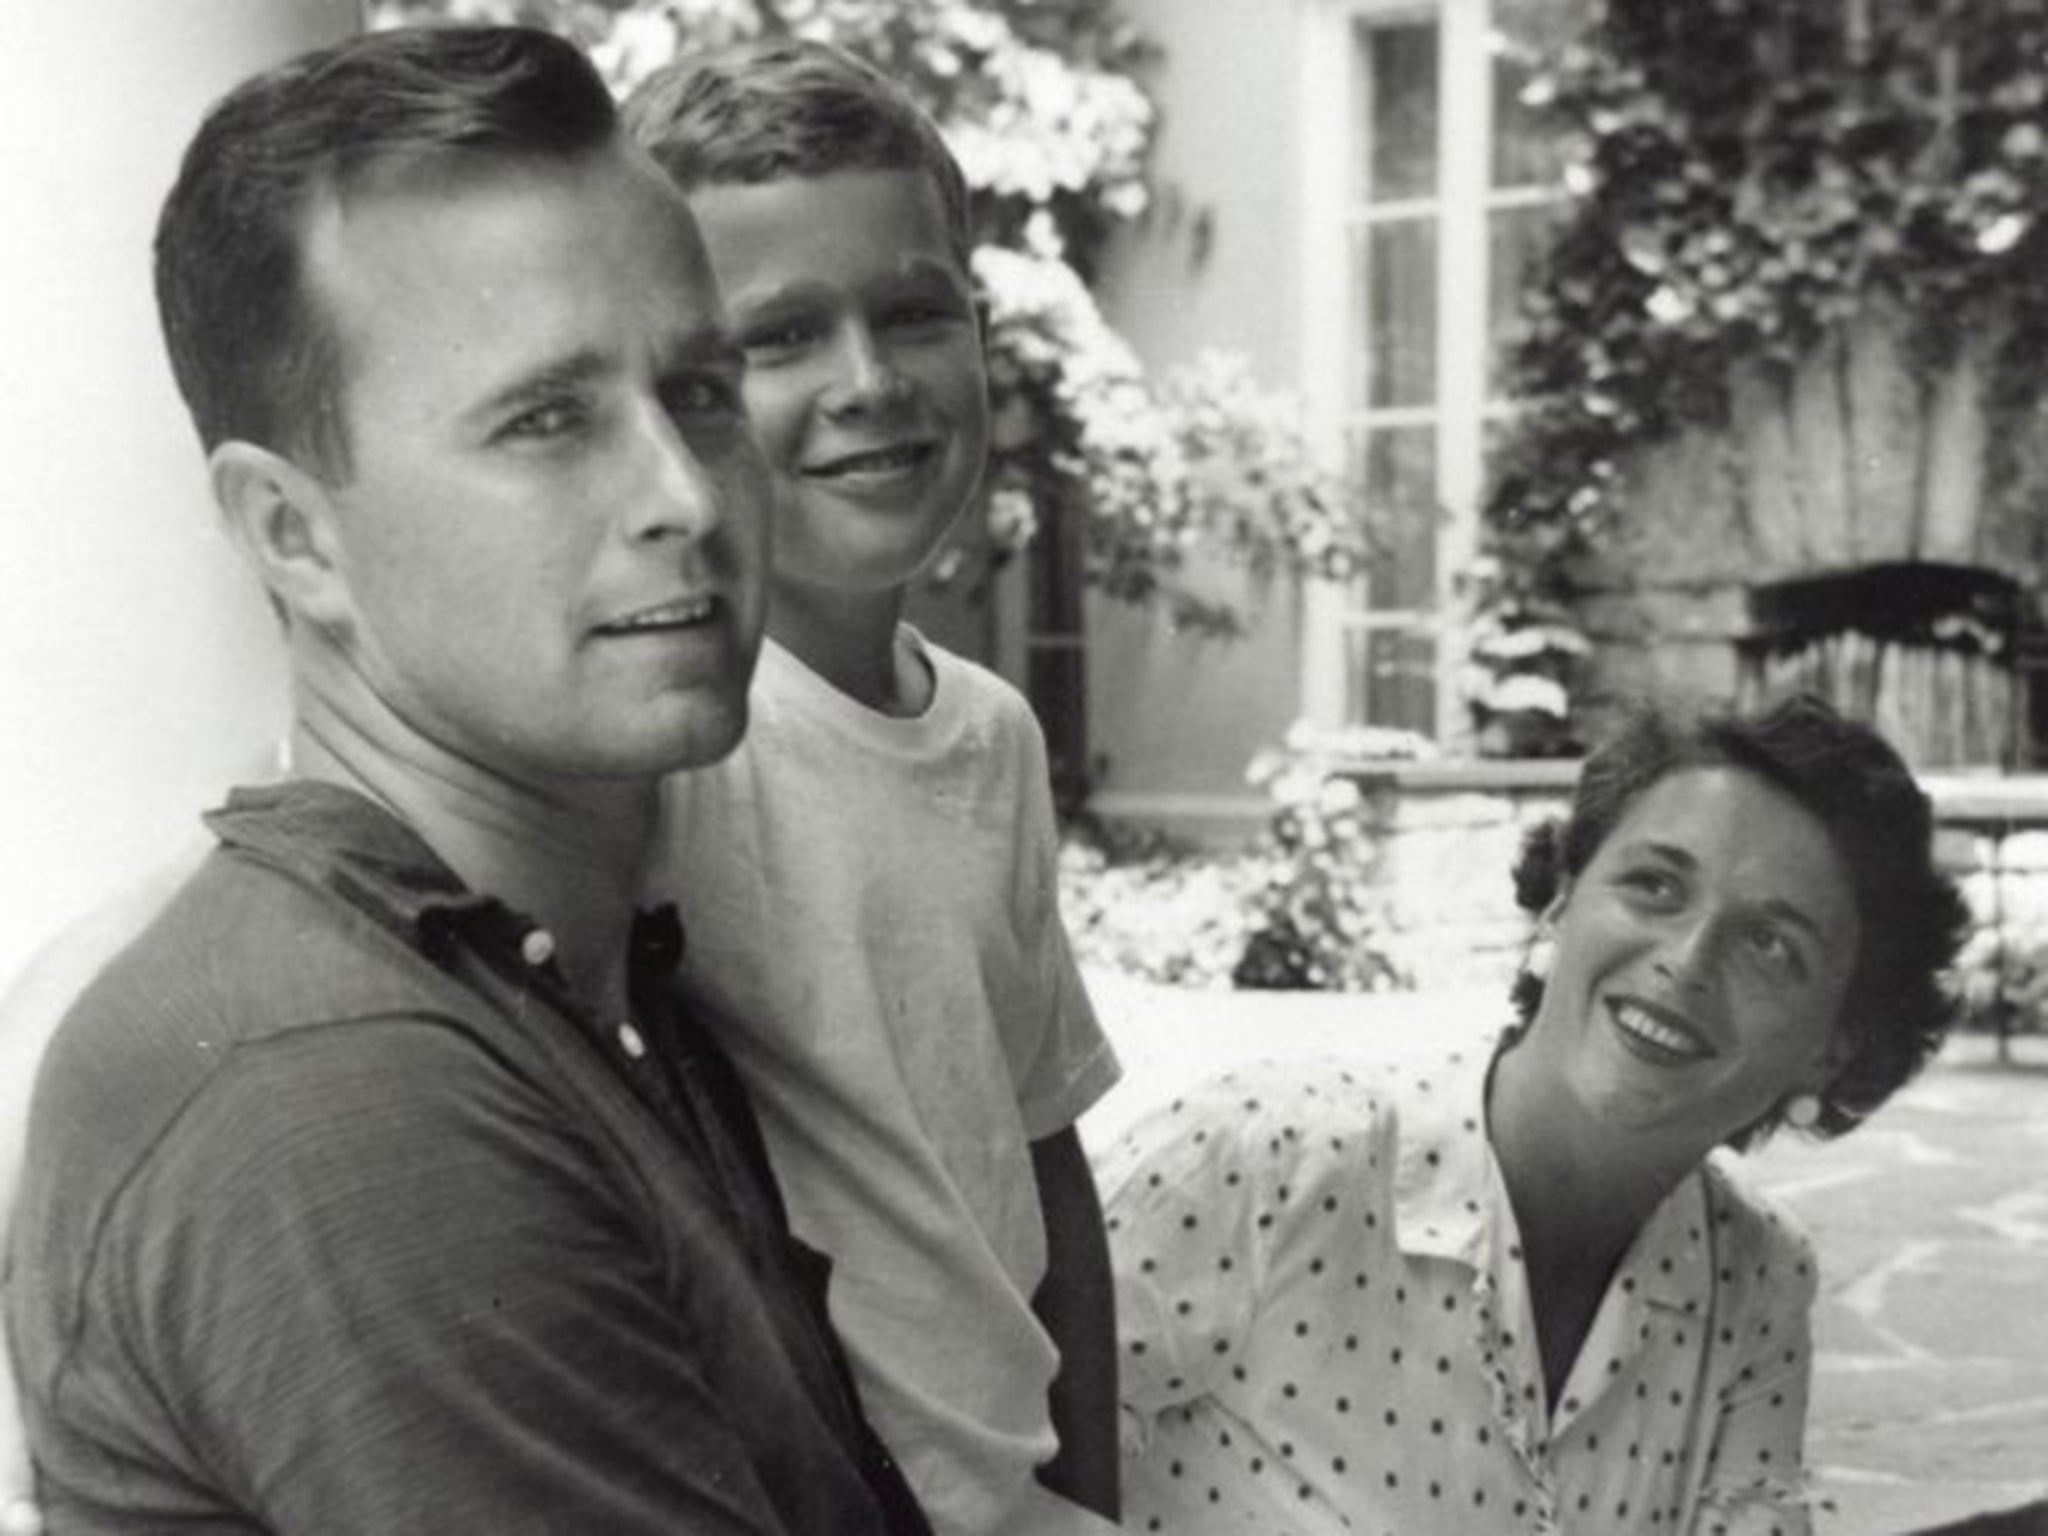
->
[1360,20,1438,203]
[1486,200,1566,398]
[1356,425,1439,611]
[1357,217,1437,408]
[1491,49,1568,187]
[1346,627,1439,735]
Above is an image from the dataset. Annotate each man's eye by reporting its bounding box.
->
[664,373,742,418]
[498,401,585,441]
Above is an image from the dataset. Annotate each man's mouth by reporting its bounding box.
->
[1607,998,1716,1062]
[802,441,937,479]
[593,595,718,635]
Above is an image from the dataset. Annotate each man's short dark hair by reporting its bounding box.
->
[1510,692,1970,1144]
[155,25,619,479]
[622,37,973,269]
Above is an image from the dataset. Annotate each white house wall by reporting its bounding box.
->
[1090,0,1316,840]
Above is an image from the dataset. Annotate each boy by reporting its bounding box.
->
[623,40,1123,1536]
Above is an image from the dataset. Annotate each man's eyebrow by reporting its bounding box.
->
[468,350,609,424]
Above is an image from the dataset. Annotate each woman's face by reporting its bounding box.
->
[1528,765,1861,1158]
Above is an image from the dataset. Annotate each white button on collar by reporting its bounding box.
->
[617,1022,647,1060]
[520,928,555,967]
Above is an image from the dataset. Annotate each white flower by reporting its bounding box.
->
[1976,212,2029,255]
[1482,673,1570,717]
[1645,284,1695,325]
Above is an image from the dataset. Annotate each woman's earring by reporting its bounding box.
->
[1783,1092,1823,1130]
[1525,936,1555,982]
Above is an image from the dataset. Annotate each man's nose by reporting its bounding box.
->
[625,403,723,542]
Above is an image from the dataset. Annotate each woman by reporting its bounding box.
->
[1101,694,1967,1535]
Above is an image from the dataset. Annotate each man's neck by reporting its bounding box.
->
[289,710,654,1026]
[768,578,929,717]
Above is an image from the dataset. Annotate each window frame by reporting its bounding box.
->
[1298,0,1549,748]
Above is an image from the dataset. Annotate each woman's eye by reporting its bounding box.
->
[1748,923,1802,975]
[1619,868,1678,902]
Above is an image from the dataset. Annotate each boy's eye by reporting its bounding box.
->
[881,298,962,331]
[738,315,826,357]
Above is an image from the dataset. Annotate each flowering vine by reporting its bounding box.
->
[1481,0,2048,741]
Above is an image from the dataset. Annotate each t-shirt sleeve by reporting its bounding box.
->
[90,1020,818,1536]
[1097,1071,1288,1450]
[999,695,1120,1140]
[1690,1200,1821,1536]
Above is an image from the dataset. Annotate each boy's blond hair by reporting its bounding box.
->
[623,37,973,268]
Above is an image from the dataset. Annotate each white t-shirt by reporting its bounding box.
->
[652,629,1122,1536]
[1102,1047,1820,1536]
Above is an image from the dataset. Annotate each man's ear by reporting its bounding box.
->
[1539,879,1572,930]
[209,441,352,631]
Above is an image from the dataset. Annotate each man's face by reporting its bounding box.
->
[685,168,989,604]
[302,147,769,783]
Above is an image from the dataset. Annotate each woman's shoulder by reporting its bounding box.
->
[1096,1054,1443,1203]
[1700,1149,1821,1300]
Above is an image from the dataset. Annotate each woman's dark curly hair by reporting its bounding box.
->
[1508,692,1970,1143]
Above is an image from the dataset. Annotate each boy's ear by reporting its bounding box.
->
[209,441,353,632]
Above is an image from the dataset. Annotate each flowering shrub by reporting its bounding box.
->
[1057,830,1265,989]
[1231,722,1432,992]
[1483,0,2048,733]
[979,245,1365,633]
[1456,555,1591,759]
[1059,723,1431,993]
[375,0,1354,637]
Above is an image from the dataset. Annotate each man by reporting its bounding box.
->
[4,26,927,1534]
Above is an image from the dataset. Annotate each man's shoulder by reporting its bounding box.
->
[30,846,488,1192]
[58,842,459,1058]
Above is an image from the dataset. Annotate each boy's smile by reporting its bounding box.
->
[688,168,989,600]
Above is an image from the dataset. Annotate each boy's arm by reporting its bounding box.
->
[1027,1125,1119,1523]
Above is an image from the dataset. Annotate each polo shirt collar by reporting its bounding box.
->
[205,780,495,950]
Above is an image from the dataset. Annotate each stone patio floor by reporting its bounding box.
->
[1080,973,2048,1536]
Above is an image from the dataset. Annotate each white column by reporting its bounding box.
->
[0,1,362,988]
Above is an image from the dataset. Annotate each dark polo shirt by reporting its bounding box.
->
[6,781,929,1535]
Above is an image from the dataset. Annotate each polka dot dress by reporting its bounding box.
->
[1099,1045,1820,1535]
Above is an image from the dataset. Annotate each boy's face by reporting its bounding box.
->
[297,148,769,784]
[686,168,988,602]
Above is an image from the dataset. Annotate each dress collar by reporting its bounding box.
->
[1387,1037,1711,1314]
